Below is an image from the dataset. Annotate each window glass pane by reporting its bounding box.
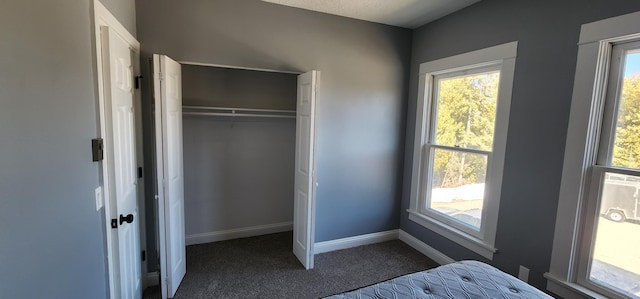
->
[434,71,500,151]
[612,50,640,169]
[590,172,640,298]
[428,148,488,229]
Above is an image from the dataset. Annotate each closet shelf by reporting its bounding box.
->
[182,105,296,119]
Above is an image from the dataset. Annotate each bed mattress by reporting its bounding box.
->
[324,260,553,299]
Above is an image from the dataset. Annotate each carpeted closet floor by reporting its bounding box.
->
[142,231,438,299]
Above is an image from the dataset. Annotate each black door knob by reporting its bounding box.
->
[119,214,134,225]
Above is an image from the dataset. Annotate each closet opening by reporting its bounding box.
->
[145,56,319,298]
[181,63,299,247]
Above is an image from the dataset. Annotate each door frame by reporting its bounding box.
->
[93,1,146,297]
[157,61,318,268]
[151,61,319,293]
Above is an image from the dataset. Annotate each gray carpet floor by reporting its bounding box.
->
[143,231,438,299]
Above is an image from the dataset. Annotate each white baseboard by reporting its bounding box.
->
[145,271,159,287]
[185,222,293,246]
[399,230,455,265]
[314,230,399,254]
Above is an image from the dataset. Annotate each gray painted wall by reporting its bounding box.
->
[182,65,297,239]
[182,65,297,110]
[136,0,412,264]
[99,0,136,35]
[401,0,640,290]
[183,117,296,236]
[0,0,135,297]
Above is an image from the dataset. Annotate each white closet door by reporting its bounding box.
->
[102,25,142,299]
[293,71,319,269]
[153,54,186,299]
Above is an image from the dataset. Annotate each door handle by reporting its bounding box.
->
[119,214,134,225]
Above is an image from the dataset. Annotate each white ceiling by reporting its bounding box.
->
[261,0,480,29]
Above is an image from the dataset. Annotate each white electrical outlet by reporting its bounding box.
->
[518,265,530,282]
[95,187,103,211]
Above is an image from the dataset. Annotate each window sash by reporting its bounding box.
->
[576,166,640,298]
[427,144,492,156]
[430,65,501,151]
[597,40,640,167]
[420,145,491,237]
[420,64,501,238]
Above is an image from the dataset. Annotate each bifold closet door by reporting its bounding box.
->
[153,54,186,299]
[293,70,319,270]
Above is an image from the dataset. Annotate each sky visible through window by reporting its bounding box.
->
[625,52,640,77]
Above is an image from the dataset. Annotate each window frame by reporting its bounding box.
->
[408,42,518,260]
[545,10,640,299]
[575,42,640,299]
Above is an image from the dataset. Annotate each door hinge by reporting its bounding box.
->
[141,250,146,262]
[110,218,118,229]
[134,76,144,89]
[138,167,143,178]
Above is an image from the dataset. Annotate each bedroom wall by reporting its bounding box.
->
[0,0,135,297]
[181,65,297,243]
[136,0,412,270]
[99,0,136,35]
[401,0,640,290]
[182,65,297,110]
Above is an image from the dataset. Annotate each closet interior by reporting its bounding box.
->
[180,63,299,245]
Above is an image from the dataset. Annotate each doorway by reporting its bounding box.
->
[145,58,320,297]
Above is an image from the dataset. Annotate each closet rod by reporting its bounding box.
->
[183,111,296,119]
[183,105,295,114]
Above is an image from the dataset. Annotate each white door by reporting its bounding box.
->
[293,71,319,269]
[153,54,186,299]
[102,26,142,299]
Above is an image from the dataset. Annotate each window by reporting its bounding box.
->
[546,11,640,299]
[408,42,518,259]
[578,42,640,298]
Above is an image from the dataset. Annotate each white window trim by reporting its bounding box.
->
[546,10,640,299]
[408,41,518,260]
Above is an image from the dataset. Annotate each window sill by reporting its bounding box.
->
[544,273,607,299]
[407,209,496,260]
